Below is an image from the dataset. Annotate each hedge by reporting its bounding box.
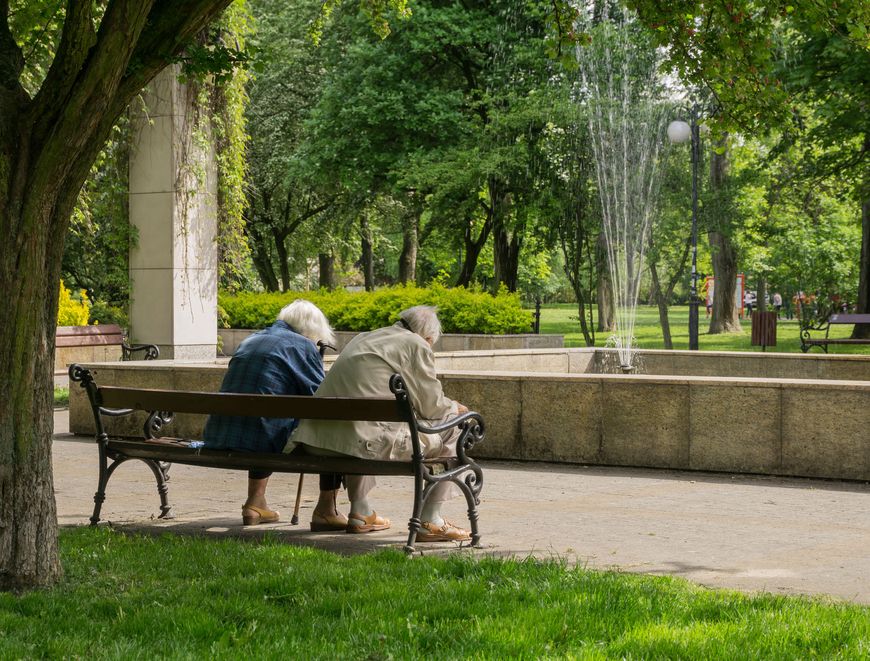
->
[218,285,533,335]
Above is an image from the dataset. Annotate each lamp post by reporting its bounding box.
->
[668,110,702,351]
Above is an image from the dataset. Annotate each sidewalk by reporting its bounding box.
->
[52,409,870,604]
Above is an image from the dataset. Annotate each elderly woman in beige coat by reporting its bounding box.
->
[288,306,471,542]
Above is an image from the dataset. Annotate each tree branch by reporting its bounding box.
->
[0,0,24,91]
[34,0,98,113]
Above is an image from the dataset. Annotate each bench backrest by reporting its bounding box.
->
[56,324,124,347]
[96,386,409,422]
[829,314,870,324]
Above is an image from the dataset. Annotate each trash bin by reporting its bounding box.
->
[751,310,777,351]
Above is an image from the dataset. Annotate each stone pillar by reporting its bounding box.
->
[128,66,218,360]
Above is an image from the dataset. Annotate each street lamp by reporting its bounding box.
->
[668,110,702,351]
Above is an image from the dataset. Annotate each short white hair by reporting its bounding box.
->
[277,300,335,346]
[399,305,441,344]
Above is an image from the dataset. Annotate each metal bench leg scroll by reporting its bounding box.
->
[90,437,174,524]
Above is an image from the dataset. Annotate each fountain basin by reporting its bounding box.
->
[69,348,870,481]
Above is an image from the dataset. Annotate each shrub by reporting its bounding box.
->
[57,280,91,326]
[219,285,532,335]
[88,300,129,329]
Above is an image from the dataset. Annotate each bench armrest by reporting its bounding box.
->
[417,411,486,460]
[122,342,160,361]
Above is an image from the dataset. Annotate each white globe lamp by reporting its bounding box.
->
[667,120,691,144]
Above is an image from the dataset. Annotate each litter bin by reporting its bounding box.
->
[751,310,777,351]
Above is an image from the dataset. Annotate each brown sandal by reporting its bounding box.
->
[311,510,349,532]
[417,520,471,542]
[242,505,280,526]
[346,511,391,533]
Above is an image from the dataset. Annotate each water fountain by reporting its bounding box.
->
[577,4,669,371]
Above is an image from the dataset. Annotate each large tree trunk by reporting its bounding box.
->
[398,212,418,284]
[318,252,336,289]
[0,174,63,590]
[853,195,870,339]
[707,145,742,334]
[0,1,232,590]
[595,233,615,332]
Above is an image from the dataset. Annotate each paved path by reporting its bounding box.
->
[52,409,870,604]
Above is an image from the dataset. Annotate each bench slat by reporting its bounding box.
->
[804,338,870,345]
[828,314,870,324]
[107,439,456,476]
[97,386,408,422]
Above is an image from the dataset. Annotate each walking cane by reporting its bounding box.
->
[291,476,304,525]
[290,340,337,525]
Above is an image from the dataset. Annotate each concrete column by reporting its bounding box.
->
[128,65,218,360]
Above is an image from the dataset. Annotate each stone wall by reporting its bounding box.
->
[68,351,870,482]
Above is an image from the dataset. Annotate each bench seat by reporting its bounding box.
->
[112,438,460,477]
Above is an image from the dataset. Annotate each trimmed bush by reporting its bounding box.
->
[219,285,532,335]
[57,280,91,326]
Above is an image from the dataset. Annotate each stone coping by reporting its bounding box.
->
[439,369,870,389]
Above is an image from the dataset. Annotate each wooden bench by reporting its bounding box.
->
[800,313,870,353]
[57,324,160,361]
[69,364,485,553]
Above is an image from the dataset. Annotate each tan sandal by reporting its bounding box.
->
[311,510,349,532]
[417,520,471,542]
[346,511,391,533]
[242,505,280,526]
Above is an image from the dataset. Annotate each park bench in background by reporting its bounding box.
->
[55,325,158,373]
[68,364,485,553]
[800,313,870,353]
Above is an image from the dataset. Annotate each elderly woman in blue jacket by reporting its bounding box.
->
[203,299,345,530]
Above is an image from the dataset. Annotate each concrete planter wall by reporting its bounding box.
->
[69,348,870,482]
[218,329,563,356]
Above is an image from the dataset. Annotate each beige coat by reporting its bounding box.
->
[287,323,459,461]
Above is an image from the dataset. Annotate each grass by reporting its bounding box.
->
[540,304,870,354]
[0,527,867,659]
[54,386,69,408]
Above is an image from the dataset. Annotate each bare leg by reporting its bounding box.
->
[314,489,342,517]
[245,477,270,510]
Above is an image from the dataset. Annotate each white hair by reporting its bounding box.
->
[277,300,335,346]
[399,305,442,344]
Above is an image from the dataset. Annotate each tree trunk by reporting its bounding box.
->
[707,145,742,334]
[596,233,615,332]
[757,275,768,314]
[649,262,673,349]
[272,227,290,292]
[853,195,870,338]
[456,215,491,288]
[318,252,336,289]
[707,230,742,333]
[246,223,280,291]
[398,212,418,284]
[359,214,374,291]
[493,223,520,292]
[0,199,62,591]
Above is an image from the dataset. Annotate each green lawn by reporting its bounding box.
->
[540,304,870,354]
[0,527,867,659]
